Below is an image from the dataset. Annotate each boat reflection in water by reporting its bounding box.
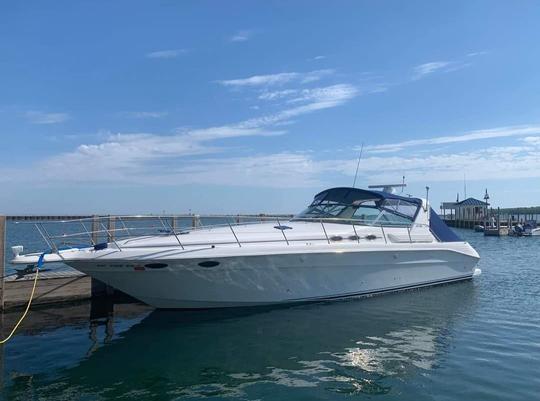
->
[5,282,476,399]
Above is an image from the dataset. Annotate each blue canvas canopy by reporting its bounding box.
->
[312,187,462,242]
[312,187,423,207]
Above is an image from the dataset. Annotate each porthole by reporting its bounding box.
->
[274,225,292,230]
[144,263,168,269]
[198,261,220,268]
[330,235,343,241]
[366,234,377,240]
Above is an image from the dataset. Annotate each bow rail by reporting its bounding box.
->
[13,214,432,255]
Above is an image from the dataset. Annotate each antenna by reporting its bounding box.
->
[463,172,467,199]
[401,176,405,193]
[352,142,364,188]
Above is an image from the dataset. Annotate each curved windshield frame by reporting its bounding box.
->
[294,197,420,226]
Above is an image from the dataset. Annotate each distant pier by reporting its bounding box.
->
[6,215,92,221]
[441,194,540,236]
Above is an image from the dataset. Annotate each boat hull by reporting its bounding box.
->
[68,247,480,308]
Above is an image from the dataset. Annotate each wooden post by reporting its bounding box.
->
[1,216,5,391]
[0,215,5,311]
[90,215,106,297]
[107,216,115,242]
[91,215,99,245]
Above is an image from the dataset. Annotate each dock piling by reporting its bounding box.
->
[91,215,99,245]
[90,215,109,297]
[107,216,115,242]
[0,215,5,311]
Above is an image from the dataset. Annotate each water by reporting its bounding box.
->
[1,229,540,400]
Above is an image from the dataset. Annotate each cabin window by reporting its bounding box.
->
[376,210,413,225]
[379,199,418,221]
[297,201,348,218]
[294,189,420,227]
[351,201,380,222]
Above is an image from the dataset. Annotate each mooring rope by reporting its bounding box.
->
[0,253,45,344]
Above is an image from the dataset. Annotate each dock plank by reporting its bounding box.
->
[3,275,92,307]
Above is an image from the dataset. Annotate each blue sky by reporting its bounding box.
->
[2,1,540,214]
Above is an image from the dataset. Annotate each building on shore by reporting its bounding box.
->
[440,191,490,228]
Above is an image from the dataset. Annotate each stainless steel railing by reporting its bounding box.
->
[14,214,432,254]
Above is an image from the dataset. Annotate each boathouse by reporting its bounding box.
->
[441,196,489,228]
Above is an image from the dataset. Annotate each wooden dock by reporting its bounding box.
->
[3,270,91,308]
[0,215,118,310]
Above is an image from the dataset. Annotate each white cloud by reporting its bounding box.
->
[5,82,357,186]
[121,111,168,119]
[229,30,253,42]
[364,125,540,153]
[217,70,334,88]
[467,51,489,57]
[522,136,540,146]
[346,144,540,183]
[237,84,358,128]
[145,49,186,59]
[25,111,70,124]
[411,60,470,81]
[5,121,540,189]
[260,85,360,106]
[168,152,322,187]
[32,126,285,183]
[412,61,451,79]
[258,89,298,101]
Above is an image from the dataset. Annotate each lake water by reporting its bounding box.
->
[1,228,539,400]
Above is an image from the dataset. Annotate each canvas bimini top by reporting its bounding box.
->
[295,187,423,226]
[312,187,423,207]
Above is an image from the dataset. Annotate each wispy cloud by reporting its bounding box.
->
[258,89,298,101]
[342,142,540,184]
[167,152,322,187]
[165,138,540,186]
[145,49,186,59]
[30,126,284,183]
[259,85,362,106]
[467,50,489,57]
[364,125,540,153]
[412,61,451,79]
[217,70,334,88]
[120,111,168,119]
[412,60,470,80]
[25,111,70,124]
[237,84,358,129]
[6,81,358,186]
[229,30,253,42]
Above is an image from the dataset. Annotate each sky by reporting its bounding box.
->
[1,1,540,215]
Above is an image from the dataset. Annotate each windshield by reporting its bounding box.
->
[295,197,419,226]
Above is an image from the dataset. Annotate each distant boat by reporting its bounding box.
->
[522,221,540,236]
[11,186,481,309]
[474,225,485,232]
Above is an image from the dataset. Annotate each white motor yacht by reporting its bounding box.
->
[11,186,481,308]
